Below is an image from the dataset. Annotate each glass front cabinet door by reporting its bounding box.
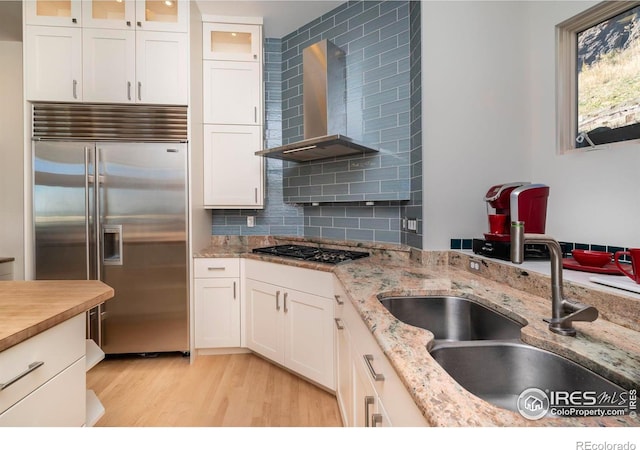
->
[202,23,261,62]
[25,0,83,26]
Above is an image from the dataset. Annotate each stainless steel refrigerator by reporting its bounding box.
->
[33,140,189,355]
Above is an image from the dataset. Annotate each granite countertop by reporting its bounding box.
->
[196,236,640,426]
[0,280,114,352]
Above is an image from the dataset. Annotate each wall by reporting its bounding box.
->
[526,1,640,249]
[421,1,530,250]
[213,1,422,245]
[421,1,640,251]
[0,40,24,279]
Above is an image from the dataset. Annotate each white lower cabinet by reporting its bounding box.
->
[335,278,428,427]
[0,261,13,281]
[194,258,241,349]
[0,314,98,427]
[245,260,334,390]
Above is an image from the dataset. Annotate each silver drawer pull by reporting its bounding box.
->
[364,396,375,427]
[372,413,383,427]
[363,354,385,381]
[334,318,344,330]
[1,361,44,391]
[207,267,226,271]
[334,294,344,305]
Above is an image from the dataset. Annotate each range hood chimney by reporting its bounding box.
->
[256,40,379,162]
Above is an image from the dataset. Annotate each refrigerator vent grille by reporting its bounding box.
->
[32,103,188,142]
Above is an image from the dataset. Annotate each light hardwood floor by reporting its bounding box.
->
[87,352,343,427]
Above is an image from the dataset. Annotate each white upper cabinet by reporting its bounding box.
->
[82,0,136,30]
[203,22,261,62]
[25,0,83,27]
[135,0,188,32]
[25,25,83,102]
[203,60,261,125]
[135,30,188,104]
[82,0,189,32]
[82,28,136,103]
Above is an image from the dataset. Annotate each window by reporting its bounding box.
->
[556,1,640,152]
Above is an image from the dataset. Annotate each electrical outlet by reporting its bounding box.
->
[469,260,481,271]
[247,216,255,227]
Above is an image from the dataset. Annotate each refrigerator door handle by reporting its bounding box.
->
[103,225,123,265]
[84,147,91,280]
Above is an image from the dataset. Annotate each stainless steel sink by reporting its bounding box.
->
[429,341,626,415]
[379,295,522,341]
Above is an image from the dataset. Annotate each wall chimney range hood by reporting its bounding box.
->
[256,40,379,162]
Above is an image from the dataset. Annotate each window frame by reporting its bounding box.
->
[556,1,640,154]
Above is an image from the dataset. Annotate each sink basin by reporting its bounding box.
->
[379,295,522,341]
[430,341,626,415]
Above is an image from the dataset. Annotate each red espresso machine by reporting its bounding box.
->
[472,182,551,260]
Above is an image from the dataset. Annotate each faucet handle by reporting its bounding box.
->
[544,299,599,336]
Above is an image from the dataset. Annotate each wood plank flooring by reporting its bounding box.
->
[87,352,343,427]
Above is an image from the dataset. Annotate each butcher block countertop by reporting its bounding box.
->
[0,280,114,352]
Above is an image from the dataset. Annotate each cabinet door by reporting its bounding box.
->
[82,0,136,30]
[194,278,240,348]
[335,316,353,426]
[25,0,82,27]
[245,279,284,365]
[135,0,188,32]
[135,30,188,105]
[203,125,263,209]
[203,23,261,62]
[25,25,82,102]
[83,28,136,103]
[203,60,261,125]
[284,289,335,390]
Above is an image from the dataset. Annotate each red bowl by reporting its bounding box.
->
[571,249,612,267]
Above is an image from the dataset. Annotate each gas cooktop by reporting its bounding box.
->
[252,245,369,265]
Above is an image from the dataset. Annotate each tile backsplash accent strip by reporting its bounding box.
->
[212,38,303,237]
[281,1,412,203]
[451,238,633,262]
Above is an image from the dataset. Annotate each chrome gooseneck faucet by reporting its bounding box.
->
[510,221,599,336]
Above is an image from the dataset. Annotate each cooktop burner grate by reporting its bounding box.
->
[252,245,369,264]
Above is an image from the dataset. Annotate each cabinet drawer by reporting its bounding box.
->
[0,314,85,415]
[0,357,86,427]
[194,258,240,278]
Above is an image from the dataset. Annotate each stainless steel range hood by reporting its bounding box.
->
[256,40,379,162]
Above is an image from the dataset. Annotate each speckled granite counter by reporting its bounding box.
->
[196,236,640,427]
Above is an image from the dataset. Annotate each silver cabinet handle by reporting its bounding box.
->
[276,290,280,311]
[127,81,132,100]
[72,17,77,24]
[363,354,385,381]
[254,106,257,123]
[254,187,258,204]
[73,79,78,99]
[137,82,142,101]
[1,362,44,390]
[137,21,142,27]
[372,413,383,427]
[334,318,344,330]
[126,21,131,27]
[233,281,237,300]
[334,294,344,305]
[283,292,288,313]
[364,396,375,427]
[207,266,226,271]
